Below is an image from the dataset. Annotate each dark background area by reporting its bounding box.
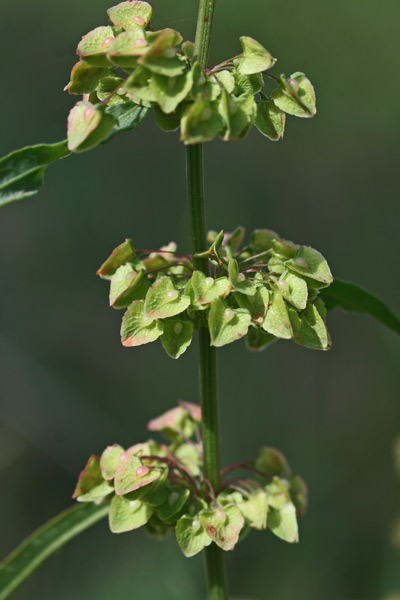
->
[1,0,399,598]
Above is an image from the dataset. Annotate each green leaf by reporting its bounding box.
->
[144,277,190,320]
[276,271,308,310]
[181,95,223,144]
[139,29,185,77]
[72,455,103,499]
[286,245,333,286]
[77,26,115,67]
[147,405,196,440]
[289,303,331,350]
[265,477,291,509]
[107,29,149,68]
[189,271,231,307]
[236,490,269,530]
[255,99,285,141]
[251,229,279,253]
[109,495,153,533]
[107,1,153,31]
[114,451,161,495]
[120,299,164,347]
[100,444,125,480]
[289,475,308,517]
[67,62,113,95]
[214,70,236,94]
[233,71,264,95]
[175,515,212,557]
[208,297,251,347]
[237,36,276,75]
[0,141,70,207]
[255,447,291,477]
[218,90,255,141]
[124,66,157,103]
[234,286,269,324]
[228,259,256,296]
[97,239,136,278]
[268,503,299,543]
[272,72,316,118]
[154,105,181,131]
[67,102,116,153]
[319,278,400,336]
[246,327,276,351]
[157,489,191,523]
[96,77,126,105]
[225,226,245,255]
[151,70,193,114]
[174,443,202,477]
[263,290,292,339]
[104,101,150,142]
[0,503,109,600]
[161,318,193,358]
[199,505,244,551]
[109,264,149,308]
[181,41,195,60]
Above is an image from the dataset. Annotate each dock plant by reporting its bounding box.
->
[0,1,399,599]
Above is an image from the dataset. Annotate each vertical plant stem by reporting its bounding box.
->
[186,1,229,598]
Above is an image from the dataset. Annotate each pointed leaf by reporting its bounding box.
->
[107,1,152,31]
[209,297,251,347]
[272,72,316,118]
[161,318,193,358]
[237,36,276,75]
[175,515,212,557]
[0,503,108,600]
[109,495,153,533]
[120,299,163,347]
[319,278,400,335]
[72,455,103,499]
[199,505,244,551]
[0,141,70,207]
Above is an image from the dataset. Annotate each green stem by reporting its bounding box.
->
[186,2,229,598]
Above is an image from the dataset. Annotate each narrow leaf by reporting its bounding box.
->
[320,278,400,335]
[0,503,108,600]
[0,141,70,207]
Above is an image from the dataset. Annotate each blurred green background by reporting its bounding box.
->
[1,0,399,598]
